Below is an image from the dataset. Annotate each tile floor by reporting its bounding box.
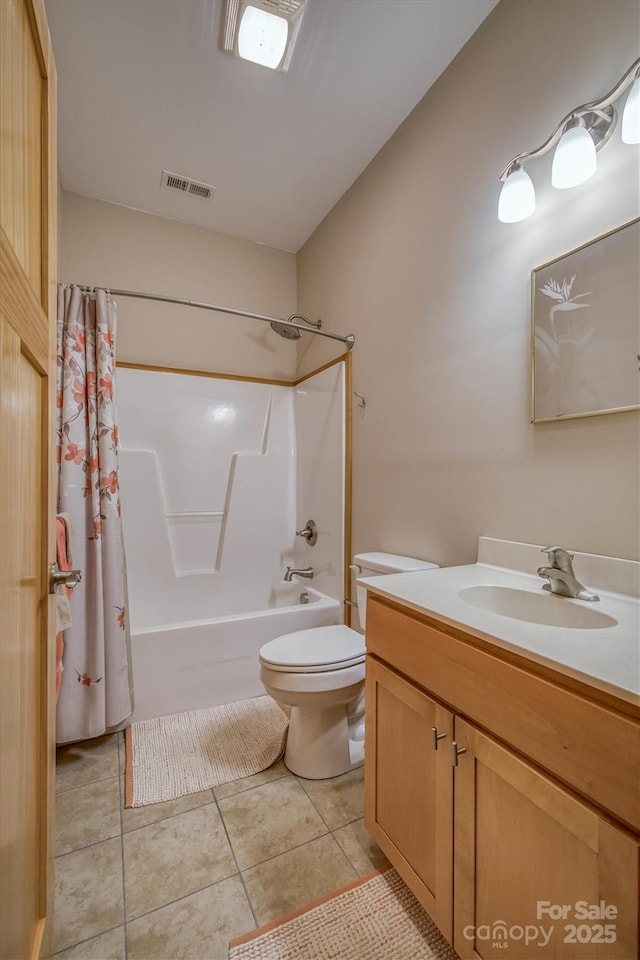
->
[52,731,388,960]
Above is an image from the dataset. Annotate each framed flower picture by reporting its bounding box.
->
[531,218,640,423]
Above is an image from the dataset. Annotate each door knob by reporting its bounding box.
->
[49,562,82,594]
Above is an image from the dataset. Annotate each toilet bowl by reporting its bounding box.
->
[259,552,438,779]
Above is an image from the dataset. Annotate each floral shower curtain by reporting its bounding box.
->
[56,285,133,743]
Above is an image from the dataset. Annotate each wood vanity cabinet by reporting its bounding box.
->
[364,657,455,937]
[364,595,640,960]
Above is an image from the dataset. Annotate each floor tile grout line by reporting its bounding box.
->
[213,768,291,801]
[55,768,120,794]
[294,777,364,835]
[219,773,335,837]
[118,795,362,843]
[124,868,242,926]
[55,829,123,860]
[121,766,292,824]
[50,922,125,958]
[238,827,336,874]
[54,829,123,860]
[215,775,335,873]
[236,829,360,920]
[55,771,121,792]
[331,813,366,831]
[52,736,125,956]
[115,821,371,933]
[296,786,333,832]
[329,829,369,878]
[54,768,121,858]
[215,773,366,872]
[211,789,260,929]
[121,788,244,926]
[122,795,218,836]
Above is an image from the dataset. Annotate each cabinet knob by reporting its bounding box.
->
[452,740,467,767]
[431,726,447,750]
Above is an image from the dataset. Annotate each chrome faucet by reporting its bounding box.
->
[537,546,599,601]
[284,566,314,582]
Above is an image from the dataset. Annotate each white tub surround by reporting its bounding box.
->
[118,369,298,630]
[359,538,639,707]
[116,363,347,721]
[293,363,346,604]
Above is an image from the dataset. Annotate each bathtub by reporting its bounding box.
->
[130,587,342,721]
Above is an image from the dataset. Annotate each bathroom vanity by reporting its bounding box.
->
[361,541,640,960]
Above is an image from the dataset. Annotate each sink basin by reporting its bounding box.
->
[459,585,618,630]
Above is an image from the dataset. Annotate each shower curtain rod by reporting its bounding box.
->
[72,285,355,349]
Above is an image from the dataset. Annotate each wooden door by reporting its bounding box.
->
[453,718,639,960]
[0,1,57,957]
[364,656,454,940]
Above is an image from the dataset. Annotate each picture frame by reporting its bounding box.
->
[531,217,640,423]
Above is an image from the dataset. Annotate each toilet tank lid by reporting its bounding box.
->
[353,552,439,574]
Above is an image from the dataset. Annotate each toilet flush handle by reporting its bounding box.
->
[346,565,363,611]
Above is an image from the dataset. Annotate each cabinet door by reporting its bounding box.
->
[365,656,454,940]
[454,718,639,960]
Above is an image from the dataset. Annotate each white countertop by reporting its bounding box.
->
[359,562,640,706]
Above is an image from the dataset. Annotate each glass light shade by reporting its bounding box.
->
[498,167,536,223]
[551,124,597,189]
[621,76,640,144]
[237,6,288,69]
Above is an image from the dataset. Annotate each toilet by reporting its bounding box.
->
[259,552,439,779]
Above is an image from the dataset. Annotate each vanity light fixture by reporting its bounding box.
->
[622,73,640,144]
[222,0,306,72]
[498,58,640,223]
[551,117,597,189]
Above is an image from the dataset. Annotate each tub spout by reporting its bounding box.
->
[284,566,314,582]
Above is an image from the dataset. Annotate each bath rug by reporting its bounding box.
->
[228,867,459,960]
[125,696,288,806]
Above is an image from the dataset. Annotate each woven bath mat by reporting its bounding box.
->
[125,696,288,807]
[229,867,459,960]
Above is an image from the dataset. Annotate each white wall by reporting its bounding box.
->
[293,362,346,602]
[297,0,640,565]
[60,192,298,380]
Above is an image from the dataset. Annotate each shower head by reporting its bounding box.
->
[270,321,301,340]
[270,313,322,340]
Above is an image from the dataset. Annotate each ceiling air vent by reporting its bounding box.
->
[261,0,304,14]
[160,170,215,201]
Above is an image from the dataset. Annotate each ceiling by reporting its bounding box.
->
[46,0,497,252]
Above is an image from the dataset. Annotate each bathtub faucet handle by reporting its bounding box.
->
[295,520,317,546]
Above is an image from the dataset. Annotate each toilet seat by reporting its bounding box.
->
[259,624,364,673]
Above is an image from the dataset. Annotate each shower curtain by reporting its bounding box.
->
[56,285,133,742]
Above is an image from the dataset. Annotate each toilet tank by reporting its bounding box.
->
[352,552,439,630]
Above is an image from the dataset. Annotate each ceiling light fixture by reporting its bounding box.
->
[222,0,306,72]
[497,58,640,223]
